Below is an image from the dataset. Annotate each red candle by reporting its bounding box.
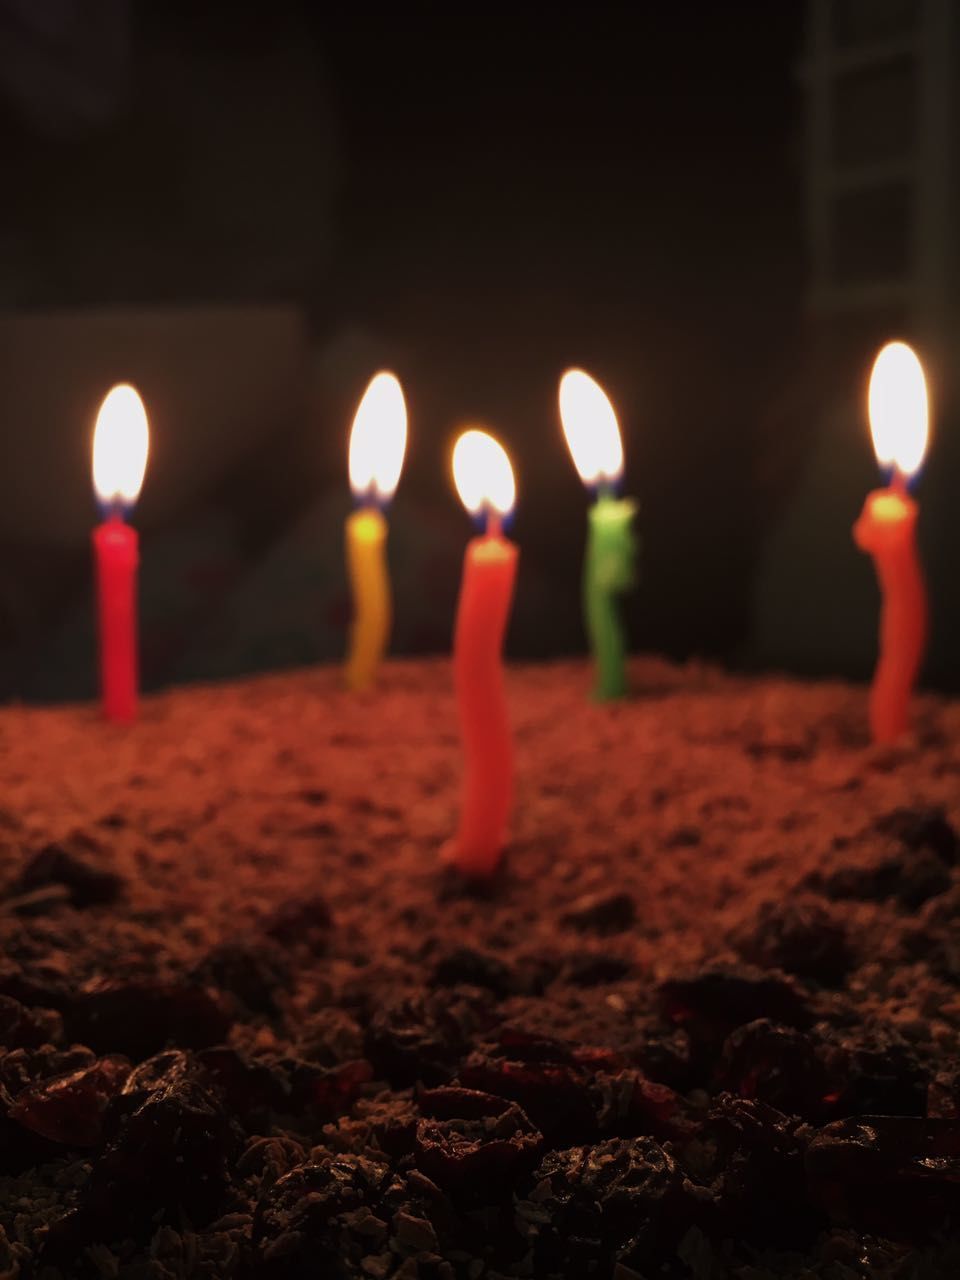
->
[93,517,139,722]
[853,342,930,744]
[448,429,518,877]
[91,385,150,724]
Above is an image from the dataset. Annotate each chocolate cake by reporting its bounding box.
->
[1,657,959,1278]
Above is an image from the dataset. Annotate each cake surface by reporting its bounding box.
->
[0,657,959,1278]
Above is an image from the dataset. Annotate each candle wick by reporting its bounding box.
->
[99,497,127,525]
[890,469,907,495]
[486,509,502,539]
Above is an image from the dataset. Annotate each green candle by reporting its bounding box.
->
[585,492,638,699]
[560,368,639,700]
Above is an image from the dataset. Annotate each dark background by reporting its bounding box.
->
[1,1,952,698]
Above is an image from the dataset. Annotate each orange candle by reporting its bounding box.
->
[448,429,518,877]
[853,341,930,744]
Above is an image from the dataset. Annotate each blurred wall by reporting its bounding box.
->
[0,3,872,699]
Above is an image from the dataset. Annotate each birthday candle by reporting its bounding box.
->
[91,384,150,723]
[559,369,638,700]
[344,372,407,691]
[448,429,518,877]
[853,341,930,744]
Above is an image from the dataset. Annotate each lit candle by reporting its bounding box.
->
[91,384,150,724]
[344,372,408,691]
[559,369,638,700]
[853,341,930,744]
[448,429,518,877]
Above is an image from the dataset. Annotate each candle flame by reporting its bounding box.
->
[868,341,929,478]
[349,371,407,501]
[452,429,516,518]
[92,383,149,506]
[558,368,624,486]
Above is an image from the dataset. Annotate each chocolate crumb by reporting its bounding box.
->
[10,842,123,908]
[561,890,637,935]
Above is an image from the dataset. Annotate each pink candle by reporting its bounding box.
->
[91,385,150,723]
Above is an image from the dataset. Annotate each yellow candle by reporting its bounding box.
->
[345,506,390,690]
[344,372,407,690]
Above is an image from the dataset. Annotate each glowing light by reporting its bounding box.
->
[559,368,624,486]
[452,429,516,518]
[868,341,929,478]
[349,372,408,501]
[92,384,149,506]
